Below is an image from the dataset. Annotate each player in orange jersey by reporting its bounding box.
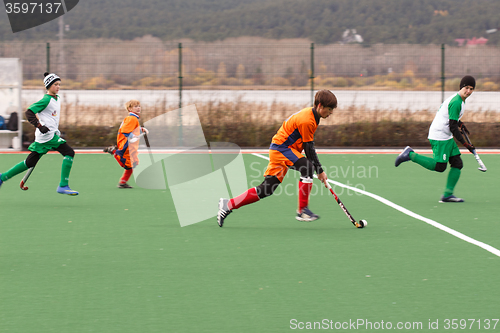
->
[104,100,148,188]
[217,90,337,227]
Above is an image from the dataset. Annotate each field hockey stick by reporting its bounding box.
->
[143,132,155,164]
[20,167,35,191]
[325,181,367,228]
[462,130,487,172]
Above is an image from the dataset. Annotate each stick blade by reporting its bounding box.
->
[20,181,28,191]
[19,167,34,190]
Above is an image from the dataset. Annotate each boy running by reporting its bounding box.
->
[217,89,337,227]
[0,72,78,195]
[104,100,148,188]
[395,75,476,202]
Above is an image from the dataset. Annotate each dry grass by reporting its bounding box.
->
[38,99,500,126]
[21,100,500,147]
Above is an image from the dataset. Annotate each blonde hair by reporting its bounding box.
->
[125,99,140,112]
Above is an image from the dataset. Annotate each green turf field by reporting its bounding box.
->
[1,152,499,332]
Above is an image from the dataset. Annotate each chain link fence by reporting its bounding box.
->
[0,40,499,147]
[1,40,498,89]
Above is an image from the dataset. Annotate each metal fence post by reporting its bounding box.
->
[441,43,445,103]
[310,42,314,106]
[178,42,183,146]
[46,42,50,73]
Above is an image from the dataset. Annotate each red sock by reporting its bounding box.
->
[228,187,260,210]
[120,169,133,184]
[298,180,312,212]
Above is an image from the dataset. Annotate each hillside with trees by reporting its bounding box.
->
[1,0,499,45]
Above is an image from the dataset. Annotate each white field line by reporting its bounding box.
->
[251,153,500,258]
[251,153,271,161]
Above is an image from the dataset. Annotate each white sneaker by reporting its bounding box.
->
[439,195,464,203]
[217,198,232,227]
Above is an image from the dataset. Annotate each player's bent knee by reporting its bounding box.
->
[255,176,281,199]
[64,148,75,158]
[293,157,314,179]
[25,152,41,168]
[57,143,75,157]
[449,155,463,170]
[434,162,447,173]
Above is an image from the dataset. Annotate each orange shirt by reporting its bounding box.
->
[117,113,140,151]
[271,107,319,152]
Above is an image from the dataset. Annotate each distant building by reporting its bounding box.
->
[455,37,488,46]
[341,29,363,44]
[433,10,449,16]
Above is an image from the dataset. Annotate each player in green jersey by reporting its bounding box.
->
[0,72,78,195]
[394,76,476,203]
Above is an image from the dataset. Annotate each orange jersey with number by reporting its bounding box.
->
[271,107,318,153]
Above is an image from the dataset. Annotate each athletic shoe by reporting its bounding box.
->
[395,146,414,167]
[217,198,232,227]
[118,183,133,189]
[439,195,464,203]
[103,145,117,155]
[296,206,320,222]
[57,185,79,195]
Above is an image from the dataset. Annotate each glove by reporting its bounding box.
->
[464,142,475,153]
[141,127,149,135]
[37,124,50,134]
[129,134,140,143]
[459,121,470,135]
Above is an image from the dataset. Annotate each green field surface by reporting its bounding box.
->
[1,152,499,332]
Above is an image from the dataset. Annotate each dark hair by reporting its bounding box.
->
[314,89,337,109]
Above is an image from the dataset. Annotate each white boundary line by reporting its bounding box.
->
[251,152,500,258]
